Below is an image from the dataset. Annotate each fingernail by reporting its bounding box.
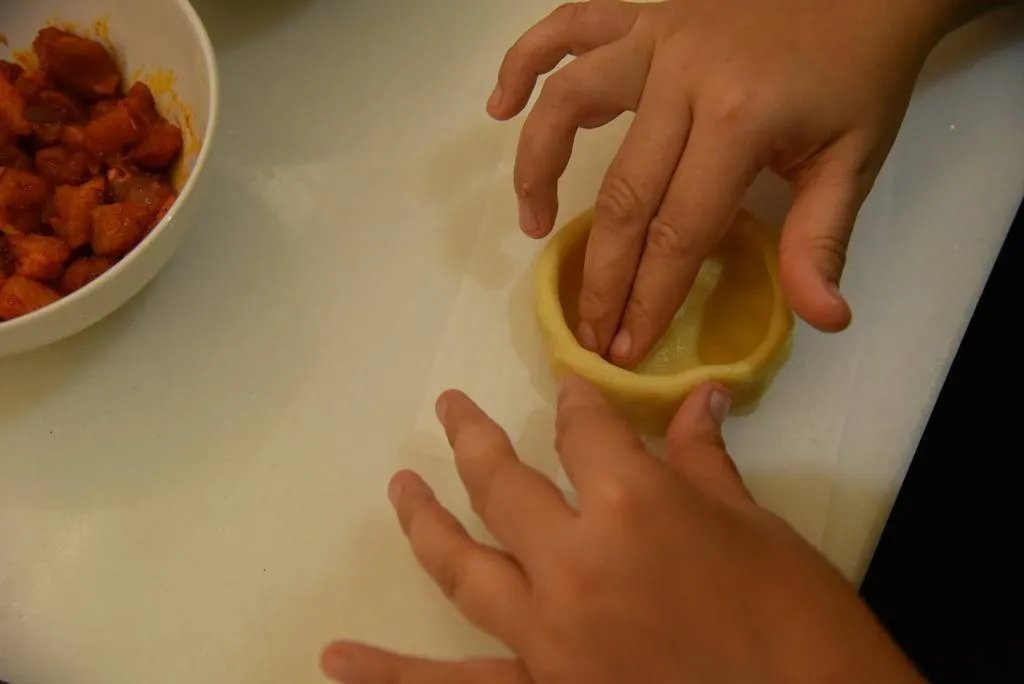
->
[518,199,539,236]
[323,650,363,683]
[610,329,632,361]
[577,321,598,352]
[387,476,403,507]
[434,394,448,424]
[709,389,731,425]
[828,280,844,300]
[487,85,503,112]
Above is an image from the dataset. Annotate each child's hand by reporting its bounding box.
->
[323,377,923,684]
[492,0,956,367]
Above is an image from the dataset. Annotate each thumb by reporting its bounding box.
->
[778,159,871,333]
[322,642,532,684]
[665,383,749,502]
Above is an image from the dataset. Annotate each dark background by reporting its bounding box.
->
[861,198,1024,683]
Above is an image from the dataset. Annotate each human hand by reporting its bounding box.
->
[322,377,923,684]
[491,0,960,367]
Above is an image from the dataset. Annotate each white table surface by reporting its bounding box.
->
[1,1,1022,682]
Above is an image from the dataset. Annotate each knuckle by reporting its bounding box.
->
[513,169,533,201]
[577,280,619,321]
[646,214,701,259]
[806,233,848,273]
[595,174,647,227]
[551,2,583,25]
[555,405,584,446]
[624,291,658,328]
[540,68,583,109]
[563,553,611,597]
[454,420,505,457]
[706,85,761,129]
[435,556,465,601]
[500,45,519,73]
[593,474,649,518]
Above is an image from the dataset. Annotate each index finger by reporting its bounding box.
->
[438,390,574,559]
[577,54,691,355]
[490,1,641,119]
[554,375,658,499]
[609,123,755,368]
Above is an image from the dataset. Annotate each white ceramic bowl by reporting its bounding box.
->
[0,0,218,358]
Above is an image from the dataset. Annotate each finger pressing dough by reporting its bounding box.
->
[534,208,794,434]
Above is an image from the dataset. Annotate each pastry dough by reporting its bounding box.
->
[534,208,794,434]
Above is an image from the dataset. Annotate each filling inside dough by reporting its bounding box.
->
[557,223,776,375]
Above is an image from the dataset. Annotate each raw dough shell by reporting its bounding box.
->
[534,207,794,434]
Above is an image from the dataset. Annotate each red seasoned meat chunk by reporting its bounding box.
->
[91,201,150,256]
[24,88,85,124]
[34,146,101,186]
[61,255,115,294]
[51,177,106,249]
[128,122,182,171]
[0,232,14,281]
[0,60,23,84]
[83,102,143,158]
[107,168,174,213]
[6,232,71,280]
[124,82,160,124]
[13,69,50,102]
[0,168,48,233]
[0,274,61,320]
[0,73,30,136]
[0,145,32,171]
[33,27,122,100]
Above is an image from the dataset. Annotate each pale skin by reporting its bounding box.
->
[322,0,1012,681]
[494,0,1005,367]
[323,378,926,684]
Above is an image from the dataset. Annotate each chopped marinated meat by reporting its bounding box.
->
[88,98,120,119]
[0,168,49,204]
[0,168,49,233]
[31,122,64,146]
[0,168,49,207]
[0,274,61,320]
[33,27,121,100]
[61,255,115,294]
[0,232,14,277]
[0,74,30,136]
[106,168,174,214]
[0,59,23,84]
[24,88,85,124]
[6,232,72,279]
[60,124,86,148]
[128,122,182,171]
[0,121,14,148]
[83,102,143,158]
[51,177,105,249]
[0,145,32,171]
[14,69,50,102]
[34,146,101,186]
[124,82,161,124]
[151,191,177,228]
[0,25,185,322]
[91,201,150,256]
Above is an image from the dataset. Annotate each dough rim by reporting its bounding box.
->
[533,207,794,404]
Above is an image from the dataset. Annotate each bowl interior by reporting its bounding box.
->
[556,218,777,374]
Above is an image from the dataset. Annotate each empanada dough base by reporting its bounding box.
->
[536,208,793,434]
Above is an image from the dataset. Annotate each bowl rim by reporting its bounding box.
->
[0,0,220,334]
[534,207,794,401]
